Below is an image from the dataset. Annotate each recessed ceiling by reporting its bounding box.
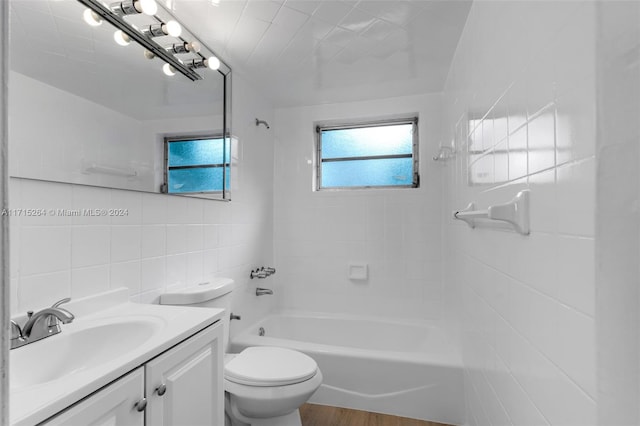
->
[168,0,473,107]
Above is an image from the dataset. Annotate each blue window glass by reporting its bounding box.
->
[321,158,414,188]
[165,137,229,194]
[168,138,228,166]
[321,124,413,159]
[317,120,418,189]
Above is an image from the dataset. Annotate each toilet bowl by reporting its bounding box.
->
[225,347,323,426]
[160,278,322,426]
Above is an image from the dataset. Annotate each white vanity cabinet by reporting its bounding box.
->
[41,322,223,426]
[42,368,145,426]
[145,321,224,425]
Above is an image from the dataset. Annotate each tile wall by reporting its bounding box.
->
[9,75,277,336]
[273,93,444,322]
[441,2,597,425]
[595,2,640,424]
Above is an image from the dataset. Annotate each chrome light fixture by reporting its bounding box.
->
[77,0,224,81]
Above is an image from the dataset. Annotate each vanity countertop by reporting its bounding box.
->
[10,288,224,426]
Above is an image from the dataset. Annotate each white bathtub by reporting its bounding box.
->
[230,312,464,425]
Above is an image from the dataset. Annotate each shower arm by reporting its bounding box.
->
[255,118,270,129]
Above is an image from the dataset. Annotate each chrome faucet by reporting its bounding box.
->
[11,298,74,349]
[250,266,276,279]
[256,287,273,296]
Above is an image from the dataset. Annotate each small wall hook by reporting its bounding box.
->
[256,118,270,129]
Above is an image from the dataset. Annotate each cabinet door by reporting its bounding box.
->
[43,367,145,426]
[145,323,223,426]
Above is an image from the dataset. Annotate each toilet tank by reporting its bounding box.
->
[160,278,235,350]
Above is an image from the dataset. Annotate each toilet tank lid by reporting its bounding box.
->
[160,278,234,305]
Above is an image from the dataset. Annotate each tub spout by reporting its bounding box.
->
[256,287,273,296]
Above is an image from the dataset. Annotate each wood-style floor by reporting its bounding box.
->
[299,404,454,426]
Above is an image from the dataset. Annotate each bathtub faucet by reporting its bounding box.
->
[256,287,273,296]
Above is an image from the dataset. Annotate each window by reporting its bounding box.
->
[315,118,419,190]
[316,117,419,190]
[164,136,230,194]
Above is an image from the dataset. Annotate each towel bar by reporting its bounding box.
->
[453,190,530,235]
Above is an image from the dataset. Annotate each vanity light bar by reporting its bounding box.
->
[76,0,202,81]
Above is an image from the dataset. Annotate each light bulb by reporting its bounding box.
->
[162,63,176,76]
[188,41,201,53]
[206,56,220,70]
[143,49,156,60]
[164,20,182,37]
[83,9,103,26]
[114,30,131,46]
[136,0,157,15]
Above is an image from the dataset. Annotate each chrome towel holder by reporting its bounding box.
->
[453,190,530,235]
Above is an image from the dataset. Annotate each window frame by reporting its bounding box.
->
[315,117,420,191]
[163,134,230,196]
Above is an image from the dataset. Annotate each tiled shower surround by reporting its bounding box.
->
[442,2,596,425]
[274,93,444,322]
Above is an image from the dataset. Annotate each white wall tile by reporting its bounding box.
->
[141,225,166,259]
[19,179,73,226]
[19,270,71,312]
[110,260,141,294]
[110,226,141,263]
[441,2,597,425]
[71,226,110,268]
[71,265,110,299]
[166,254,187,288]
[140,257,166,292]
[166,225,188,255]
[20,226,71,276]
[187,252,204,286]
[110,189,143,225]
[141,193,167,225]
[187,224,204,252]
[166,195,190,224]
[71,185,112,226]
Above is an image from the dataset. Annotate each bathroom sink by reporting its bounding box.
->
[10,317,164,390]
[10,289,225,426]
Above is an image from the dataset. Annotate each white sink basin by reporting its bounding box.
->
[11,317,164,390]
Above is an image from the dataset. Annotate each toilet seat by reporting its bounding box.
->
[225,347,318,387]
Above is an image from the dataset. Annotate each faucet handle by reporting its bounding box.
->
[10,320,23,340]
[47,298,73,327]
[52,297,71,308]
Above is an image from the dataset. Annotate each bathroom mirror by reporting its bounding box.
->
[7,0,231,200]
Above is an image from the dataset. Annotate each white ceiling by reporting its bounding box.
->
[168,0,472,107]
[9,0,472,110]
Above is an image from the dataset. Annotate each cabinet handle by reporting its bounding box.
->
[156,383,167,396]
[134,398,147,412]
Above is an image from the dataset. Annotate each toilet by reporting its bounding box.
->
[160,278,322,426]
